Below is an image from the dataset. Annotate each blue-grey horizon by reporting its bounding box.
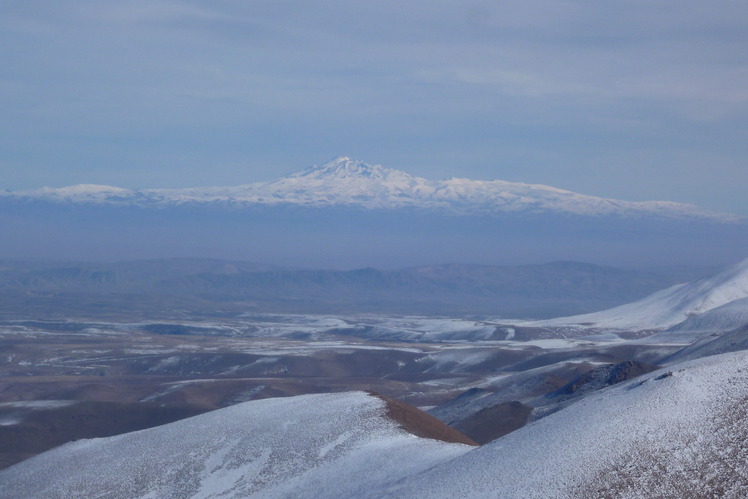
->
[2,1,747,215]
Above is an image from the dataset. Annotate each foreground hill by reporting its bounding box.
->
[0,392,474,498]
[3,351,748,498]
[386,350,748,498]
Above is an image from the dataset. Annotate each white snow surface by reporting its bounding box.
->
[4,352,748,497]
[384,350,748,498]
[234,314,500,342]
[667,296,748,333]
[0,392,470,499]
[4,157,735,220]
[530,257,748,330]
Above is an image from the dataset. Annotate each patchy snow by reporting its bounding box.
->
[0,400,76,410]
[139,382,191,402]
[428,361,591,424]
[0,401,77,426]
[3,351,748,497]
[228,314,501,343]
[506,338,588,349]
[146,356,181,372]
[422,348,496,372]
[0,415,22,426]
[123,347,183,355]
[344,316,498,342]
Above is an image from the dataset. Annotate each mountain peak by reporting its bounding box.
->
[290,157,413,181]
[2,157,738,222]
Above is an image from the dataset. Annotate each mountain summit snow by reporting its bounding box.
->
[3,157,737,221]
[290,156,411,181]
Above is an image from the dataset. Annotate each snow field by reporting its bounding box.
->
[531,258,748,330]
[385,351,748,498]
[0,392,471,499]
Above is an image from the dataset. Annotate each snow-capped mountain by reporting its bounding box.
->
[532,258,748,330]
[3,157,737,220]
[4,352,748,498]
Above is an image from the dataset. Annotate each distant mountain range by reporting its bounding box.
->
[0,258,713,319]
[2,157,746,267]
[3,157,739,221]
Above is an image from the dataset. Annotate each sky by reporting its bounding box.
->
[2,0,748,215]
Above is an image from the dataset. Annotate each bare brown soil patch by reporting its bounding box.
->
[369,391,478,446]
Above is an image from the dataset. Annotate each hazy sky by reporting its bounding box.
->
[2,1,748,214]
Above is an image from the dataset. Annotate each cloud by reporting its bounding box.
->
[1,0,747,214]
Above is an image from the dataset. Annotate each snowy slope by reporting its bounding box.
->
[0,392,472,499]
[662,323,748,365]
[530,258,748,330]
[667,296,748,333]
[3,157,736,220]
[4,352,748,498]
[386,350,748,498]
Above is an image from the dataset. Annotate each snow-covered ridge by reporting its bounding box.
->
[2,157,738,220]
[668,296,748,333]
[4,352,748,497]
[385,351,748,498]
[0,392,472,498]
[531,257,748,330]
